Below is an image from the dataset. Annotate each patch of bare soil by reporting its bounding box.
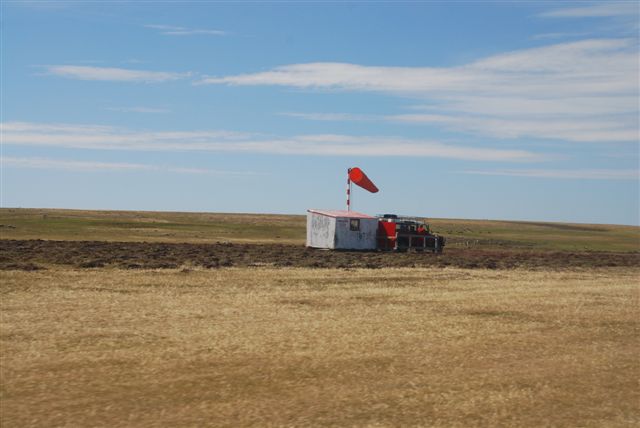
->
[1,239,638,271]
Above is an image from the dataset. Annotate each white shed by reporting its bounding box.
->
[306,209,378,250]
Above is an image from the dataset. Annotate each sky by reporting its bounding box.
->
[1,1,639,225]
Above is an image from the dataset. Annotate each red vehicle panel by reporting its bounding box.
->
[375,215,445,252]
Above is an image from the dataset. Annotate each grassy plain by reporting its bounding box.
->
[1,207,639,252]
[1,266,638,427]
[1,208,638,426]
[0,208,304,244]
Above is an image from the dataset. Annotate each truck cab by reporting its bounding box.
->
[376,215,445,252]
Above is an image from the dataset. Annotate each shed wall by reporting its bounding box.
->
[306,212,336,249]
[334,217,378,250]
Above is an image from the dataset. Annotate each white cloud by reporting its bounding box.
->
[1,122,114,134]
[539,3,639,18]
[279,112,377,121]
[412,96,638,118]
[164,167,259,175]
[282,96,639,142]
[107,106,170,114]
[1,156,261,175]
[198,39,637,94]
[388,113,638,143]
[530,32,591,40]
[145,24,226,36]
[7,1,72,10]
[1,157,154,172]
[0,121,542,162]
[199,39,639,143]
[461,169,639,180]
[46,65,189,82]
[538,3,639,38]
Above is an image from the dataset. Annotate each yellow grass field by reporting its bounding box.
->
[2,266,638,427]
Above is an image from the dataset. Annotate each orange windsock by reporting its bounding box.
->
[349,167,379,193]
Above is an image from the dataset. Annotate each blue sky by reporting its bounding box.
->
[1,1,639,225]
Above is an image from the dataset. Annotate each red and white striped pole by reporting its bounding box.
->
[346,168,352,211]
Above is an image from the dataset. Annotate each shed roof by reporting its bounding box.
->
[307,209,376,219]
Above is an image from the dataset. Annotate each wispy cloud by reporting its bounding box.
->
[107,106,170,114]
[279,112,377,121]
[388,113,638,143]
[283,101,638,143]
[461,169,639,180]
[198,39,636,94]
[1,156,261,176]
[1,121,542,162]
[530,32,592,40]
[539,3,639,18]
[7,1,72,10]
[164,166,260,175]
[2,157,153,172]
[199,39,639,144]
[537,2,639,39]
[45,65,190,82]
[145,24,226,36]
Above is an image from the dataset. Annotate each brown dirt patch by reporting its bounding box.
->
[1,239,638,271]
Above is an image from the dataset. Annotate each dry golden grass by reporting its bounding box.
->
[1,267,639,427]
